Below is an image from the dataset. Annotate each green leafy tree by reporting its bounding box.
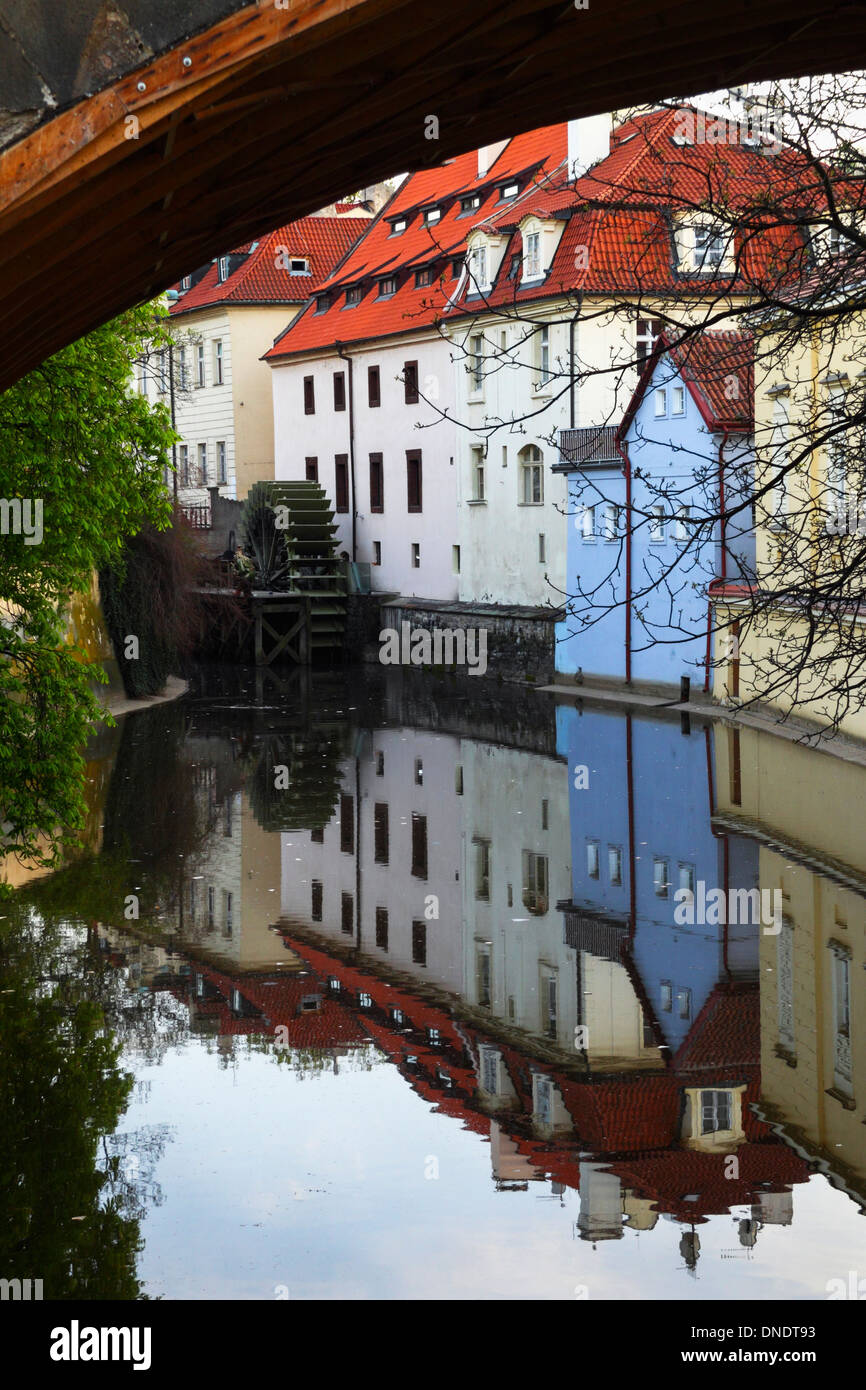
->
[0,304,175,877]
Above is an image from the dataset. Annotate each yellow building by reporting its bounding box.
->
[713,288,866,740]
[713,721,866,1205]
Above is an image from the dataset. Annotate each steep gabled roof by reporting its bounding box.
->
[264,124,567,359]
[169,215,369,315]
[618,329,754,439]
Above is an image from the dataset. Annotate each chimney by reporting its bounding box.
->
[478,138,509,179]
[567,114,612,180]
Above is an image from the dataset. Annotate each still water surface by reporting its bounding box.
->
[3,666,866,1300]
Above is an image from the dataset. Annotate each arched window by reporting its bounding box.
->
[519,444,544,505]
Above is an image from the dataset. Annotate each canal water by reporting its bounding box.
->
[3,664,865,1301]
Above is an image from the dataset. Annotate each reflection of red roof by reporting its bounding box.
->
[169,217,369,315]
[264,124,565,358]
[189,959,370,1048]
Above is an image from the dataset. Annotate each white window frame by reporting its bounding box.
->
[519,445,544,505]
[671,384,685,415]
[213,339,223,385]
[217,441,227,486]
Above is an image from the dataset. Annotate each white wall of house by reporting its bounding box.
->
[271,331,459,600]
[454,302,637,608]
[170,308,237,506]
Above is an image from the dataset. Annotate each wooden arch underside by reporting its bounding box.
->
[1,0,866,389]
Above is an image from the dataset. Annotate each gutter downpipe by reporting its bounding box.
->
[336,342,357,561]
[568,294,583,429]
[708,426,731,694]
[615,434,632,684]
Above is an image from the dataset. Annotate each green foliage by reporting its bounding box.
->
[0,304,175,875]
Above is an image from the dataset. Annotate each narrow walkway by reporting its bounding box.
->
[101,675,189,719]
[541,679,866,771]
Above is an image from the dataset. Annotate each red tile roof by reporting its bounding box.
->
[264,124,567,358]
[169,216,369,316]
[618,329,754,438]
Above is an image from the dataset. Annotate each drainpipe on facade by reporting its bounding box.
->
[615,434,632,684]
[336,342,357,561]
[718,427,730,581]
[568,294,584,429]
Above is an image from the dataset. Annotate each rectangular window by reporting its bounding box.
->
[654,387,667,417]
[340,792,354,854]
[196,343,205,387]
[179,444,190,487]
[538,325,551,385]
[452,544,461,573]
[678,863,696,898]
[178,346,187,390]
[368,365,380,407]
[411,813,428,879]
[522,851,549,914]
[411,542,420,569]
[650,505,666,543]
[693,224,725,271]
[653,858,670,897]
[375,907,389,951]
[660,981,673,1012]
[602,502,619,541]
[216,440,227,485]
[224,890,234,937]
[378,275,397,297]
[678,988,692,1020]
[373,540,381,566]
[521,459,543,505]
[345,286,361,306]
[538,533,546,563]
[701,1089,732,1134]
[311,880,323,921]
[303,375,315,414]
[672,384,685,415]
[198,442,207,485]
[406,450,422,512]
[341,892,354,934]
[608,846,623,886]
[455,765,463,795]
[333,371,346,411]
[412,920,427,965]
[207,886,215,930]
[213,339,223,385]
[373,802,389,864]
[587,840,599,878]
[424,206,441,225]
[474,838,491,900]
[404,361,419,404]
[469,334,484,392]
[525,230,541,278]
[476,948,492,1007]
[305,456,318,482]
[674,505,690,541]
[310,826,324,843]
[472,445,485,501]
[636,317,663,361]
[582,504,596,540]
[375,751,384,775]
[414,758,423,785]
[335,455,349,514]
[369,453,384,512]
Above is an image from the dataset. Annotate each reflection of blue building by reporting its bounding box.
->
[556,333,755,690]
[556,704,758,1051]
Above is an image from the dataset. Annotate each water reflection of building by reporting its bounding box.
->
[715,723,866,1211]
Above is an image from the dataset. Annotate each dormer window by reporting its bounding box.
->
[451,256,464,279]
[377,275,398,298]
[499,181,519,200]
[345,285,362,306]
[315,294,330,314]
[694,225,725,271]
[289,258,310,275]
[460,194,482,214]
[470,244,488,291]
[180,274,191,291]
[423,206,441,226]
[217,256,230,283]
[524,230,541,279]
[508,253,521,280]
[390,216,408,236]
[415,266,435,288]
[677,219,734,276]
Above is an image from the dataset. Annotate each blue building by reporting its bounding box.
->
[555,333,755,690]
[556,703,759,1054]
